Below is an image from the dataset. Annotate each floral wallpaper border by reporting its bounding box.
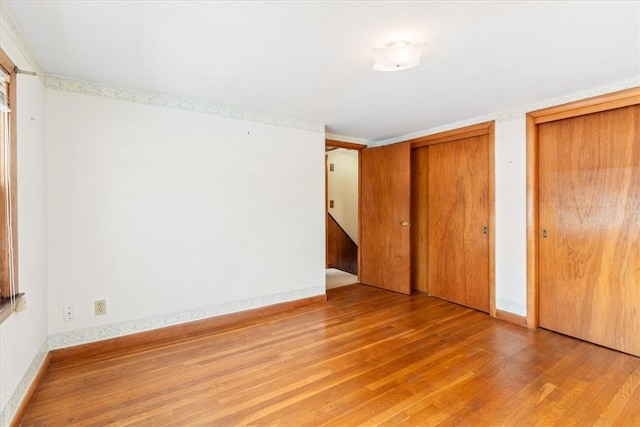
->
[48,285,325,350]
[0,339,48,427]
[3,3,323,133]
[496,299,526,317]
[45,74,324,133]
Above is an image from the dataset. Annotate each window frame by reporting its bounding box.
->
[0,47,20,323]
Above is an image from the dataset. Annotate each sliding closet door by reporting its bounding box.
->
[427,135,490,312]
[538,105,640,356]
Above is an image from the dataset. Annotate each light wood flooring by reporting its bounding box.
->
[21,285,640,426]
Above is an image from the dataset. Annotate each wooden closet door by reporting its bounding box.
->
[360,142,411,295]
[427,135,489,312]
[539,105,640,356]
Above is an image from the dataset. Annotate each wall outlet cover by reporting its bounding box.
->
[95,299,107,315]
[63,305,75,321]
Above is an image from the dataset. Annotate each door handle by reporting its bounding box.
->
[483,226,488,234]
[542,229,548,238]
[400,221,410,227]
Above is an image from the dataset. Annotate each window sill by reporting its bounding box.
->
[0,293,25,324]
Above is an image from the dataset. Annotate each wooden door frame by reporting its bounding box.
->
[405,121,496,318]
[325,139,366,279]
[525,87,640,329]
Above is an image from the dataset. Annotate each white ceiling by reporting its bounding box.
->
[4,1,640,142]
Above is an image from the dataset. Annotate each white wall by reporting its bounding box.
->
[0,28,48,426]
[327,148,358,242]
[494,117,527,314]
[46,89,325,345]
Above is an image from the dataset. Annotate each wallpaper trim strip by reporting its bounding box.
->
[48,285,325,350]
[0,339,48,427]
[2,3,323,133]
[496,299,526,317]
[45,74,324,133]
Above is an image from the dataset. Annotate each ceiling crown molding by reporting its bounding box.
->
[0,2,44,82]
[45,74,324,133]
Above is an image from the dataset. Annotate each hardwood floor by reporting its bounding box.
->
[21,285,640,426]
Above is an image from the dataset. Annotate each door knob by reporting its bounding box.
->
[400,221,410,227]
[483,226,488,234]
[542,229,548,238]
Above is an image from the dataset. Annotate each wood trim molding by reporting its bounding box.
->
[325,154,329,268]
[357,149,362,280]
[326,140,362,282]
[51,294,327,363]
[325,139,367,150]
[496,309,527,327]
[0,47,19,303]
[525,87,640,330]
[487,122,496,318]
[10,352,51,427]
[327,213,358,274]
[530,87,640,124]
[526,114,539,330]
[408,121,494,149]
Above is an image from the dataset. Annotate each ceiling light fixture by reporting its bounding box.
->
[373,40,423,72]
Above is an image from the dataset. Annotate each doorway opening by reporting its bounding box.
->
[325,139,366,289]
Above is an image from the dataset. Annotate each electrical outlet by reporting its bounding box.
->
[95,299,107,315]
[63,305,75,321]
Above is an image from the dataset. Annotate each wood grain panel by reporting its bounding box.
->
[538,105,640,356]
[20,285,640,426]
[411,147,429,292]
[326,213,358,275]
[532,87,640,125]
[408,121,494,148]
[360,142,411,294]
[428,135,490,312]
